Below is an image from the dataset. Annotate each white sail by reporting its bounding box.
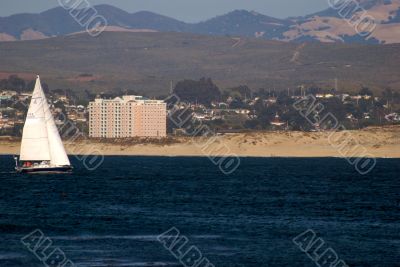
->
[20,76,51,161]
[40,82,71,167]
[20,76,70,167]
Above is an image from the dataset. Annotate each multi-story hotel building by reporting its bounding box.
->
[88,96,167,138]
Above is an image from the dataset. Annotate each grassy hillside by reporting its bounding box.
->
[0,31,399,96]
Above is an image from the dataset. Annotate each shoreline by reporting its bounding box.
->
[1,126,399,158]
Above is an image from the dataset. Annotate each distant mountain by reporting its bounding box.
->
[191,10,291,39]
[1,1,400,44]
[286,0,400,44]
[0,4,188,41]
[95,5,188,32]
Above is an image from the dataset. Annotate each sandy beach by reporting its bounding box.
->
[1,126,399,158]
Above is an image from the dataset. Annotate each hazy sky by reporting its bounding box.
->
[0,0,329,22]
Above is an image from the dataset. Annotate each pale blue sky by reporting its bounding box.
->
[0,0,329,22]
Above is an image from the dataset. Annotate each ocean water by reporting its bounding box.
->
[0,155,399,267]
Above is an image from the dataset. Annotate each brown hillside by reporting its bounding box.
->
[0,32,399,95]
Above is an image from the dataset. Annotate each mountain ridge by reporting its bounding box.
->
[1,1,400,43]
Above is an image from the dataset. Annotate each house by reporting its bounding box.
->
[363,113,371,119]
[248,97,260,106]
[316,93,334,99]
[0,113,14,129]
[340,94,350,102]
[291,95,304,100]
[265,97,277,104]
[0,90,17,96]
[58,95,69,103]
[54,108,63,113]
[346,113,358,122]
[350,95,362,101]
[235,109,251,115]
[0,90,17,101]
[385,113,400,122]
[193,113,209,121]
[226,97,234,104]
[218,102,229,109]
[173,128,188,136]
[351,95,372,101]
[15,111,25,117]
[18,93,31,101]
[270,113,286,127]
[77,105,85,111]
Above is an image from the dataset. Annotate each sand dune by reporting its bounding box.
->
[1,126,399,158]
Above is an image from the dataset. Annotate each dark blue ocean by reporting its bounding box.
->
[0,155,399,267]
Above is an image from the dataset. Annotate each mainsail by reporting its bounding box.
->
[20,76,70,166]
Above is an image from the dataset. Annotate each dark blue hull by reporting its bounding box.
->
[16,166,73,174]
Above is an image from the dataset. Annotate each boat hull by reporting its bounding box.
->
[16,166,73,174]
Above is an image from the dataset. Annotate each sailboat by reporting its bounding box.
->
[14,75,72,174]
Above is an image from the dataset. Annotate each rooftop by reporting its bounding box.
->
[92,95,165,104]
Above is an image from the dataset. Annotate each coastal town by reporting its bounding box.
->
[0,75,399,138]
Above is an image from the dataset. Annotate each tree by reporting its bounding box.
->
[225,85,251,100]
[323,98,346,122]
[173,78,221,106]
[8,75,26,91]
[26,80,35,91]
[0,75,26,92]
[244,119,261,129]
[308,87,323,95]
[255,88,268,99]
[359,87,373,96]
[277,91,292,106]
[229,97,246,109]
[382,88,393,102]
[167,107,193,134]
